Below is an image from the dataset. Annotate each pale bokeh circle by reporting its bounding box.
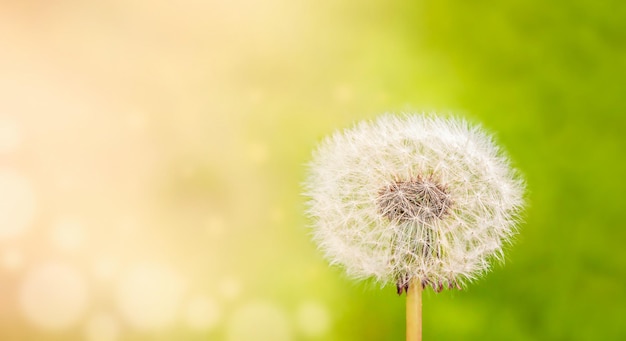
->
[0,170,36,240]
[218,276,242,301]
[115,263,186,331]
[226,301,292,341]
[50,218,86,252]
[185,295,220,331]
[296,300,331,337]
[84,312,120,341]
[19,262,89,330]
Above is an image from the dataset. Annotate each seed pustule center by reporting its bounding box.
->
[377,175,452,223]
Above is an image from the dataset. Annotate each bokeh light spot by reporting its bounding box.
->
[269,206,285,223]
[248,89,264,104]
[185,295,220,331]
[226,301,292,341]
[115,263,186,331]
[333,84,353,103]
[0,169,36,240]
[205,214,225,237]
[84,312,120,341]
[218,276,242,301]
[50,218,86,252]
[296,300,331,337]
[247,142,269,164]
[19,262,89,330]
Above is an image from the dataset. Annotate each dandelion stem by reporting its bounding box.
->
[406,277,422,341]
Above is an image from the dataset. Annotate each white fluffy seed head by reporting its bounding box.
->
[304,114,525,292]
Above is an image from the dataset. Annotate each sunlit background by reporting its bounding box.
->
[0,0,624,340]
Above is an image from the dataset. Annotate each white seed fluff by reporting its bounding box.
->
[304,114,524,292]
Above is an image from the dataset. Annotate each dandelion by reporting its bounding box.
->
[304,113,524,341]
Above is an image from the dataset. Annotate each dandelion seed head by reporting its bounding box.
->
[304,114,525,292]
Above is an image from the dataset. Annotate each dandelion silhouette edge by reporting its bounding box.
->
[304,114,525,293]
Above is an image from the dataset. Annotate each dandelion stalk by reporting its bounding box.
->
[304,113,525,339]
[406,278,422,341]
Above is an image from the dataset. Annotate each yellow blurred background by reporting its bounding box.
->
[1,1,338,340]
[2,0,625,340]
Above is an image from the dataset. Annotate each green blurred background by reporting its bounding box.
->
[0,0,624,340]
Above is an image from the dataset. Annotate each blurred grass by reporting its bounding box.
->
[269,0,626,340]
